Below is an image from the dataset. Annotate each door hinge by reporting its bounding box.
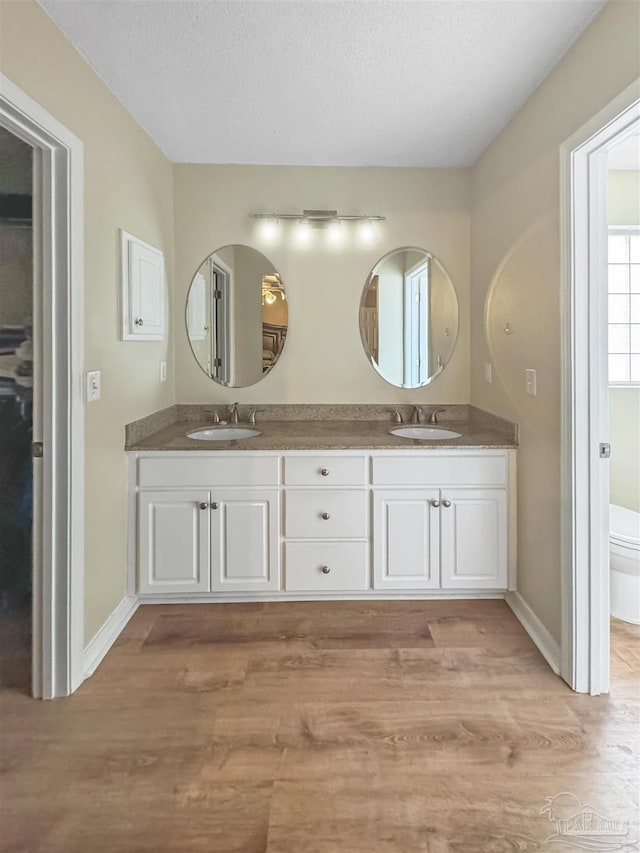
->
[213,358,222,367]
[599,443,610,459]
[32,441,44,458]
[212,290,222,299]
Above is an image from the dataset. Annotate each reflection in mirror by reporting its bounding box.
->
[359,247,458,388]
[186,245,288,387]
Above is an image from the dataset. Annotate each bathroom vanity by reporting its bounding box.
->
[126,407,517,602]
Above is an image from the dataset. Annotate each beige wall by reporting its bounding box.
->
[470,0,640,643]
[0,0,175,642]
[608,169,640,225]
[609,168,640,513]
[174,165,470,403]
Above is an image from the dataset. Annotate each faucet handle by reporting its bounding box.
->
[385,408,403,424]
[428,408,446,425]
[204,409,223,424]
[248,408,266,425]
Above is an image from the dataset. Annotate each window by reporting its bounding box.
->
[608,228,640,385]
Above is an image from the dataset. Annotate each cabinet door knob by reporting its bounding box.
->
[442,500,451,508]
[431,500,440,507]
[199,502,208,510]
[134,317,144,326]
[320,468,329,477]
[320,565,331,574]
[211,502,219,510]
[321,512,330,520]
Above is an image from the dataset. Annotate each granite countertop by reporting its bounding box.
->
[125,404,518,452]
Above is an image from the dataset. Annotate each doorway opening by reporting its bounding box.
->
[606,132,640,691]
[561,82,640,695]
[0,125,33,694]
[0,74,84,698]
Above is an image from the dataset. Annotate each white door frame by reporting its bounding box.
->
[0,74,85,698]
[560,79,640,695]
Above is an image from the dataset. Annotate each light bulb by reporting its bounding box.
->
[263,290,277,305]
[359,219,375,243]
[327,220,343,245]
[260,218,279,242]
[296,219,311,244]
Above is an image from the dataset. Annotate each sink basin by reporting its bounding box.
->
[390,426,462,440]
[187,427,261,441]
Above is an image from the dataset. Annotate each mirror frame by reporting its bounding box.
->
[359,245,459,388]
[185,243,288,387]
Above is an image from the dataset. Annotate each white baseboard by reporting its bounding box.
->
[136,591,506,605]
[505,591,561,674]
[83,595,139,678]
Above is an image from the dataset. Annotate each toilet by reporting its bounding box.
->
[610,503,640,624]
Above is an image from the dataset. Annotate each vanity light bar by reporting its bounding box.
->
[253,209,386,227]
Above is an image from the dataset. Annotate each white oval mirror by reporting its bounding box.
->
[186,245,288,387]
[359,247,458,388]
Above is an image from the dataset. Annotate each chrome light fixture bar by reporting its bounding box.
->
[253,209,386,228]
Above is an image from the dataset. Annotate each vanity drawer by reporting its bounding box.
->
[285,490,368,539]
[285,542,369,591]
[284,455,368,486]
[372,454,507,487]
[137,455,280,488]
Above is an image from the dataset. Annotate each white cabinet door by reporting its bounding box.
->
[440,488,507,589]
[373,489,440,589]
[138,491,210,593]
[211,490,280,591]
[121,230,166,340]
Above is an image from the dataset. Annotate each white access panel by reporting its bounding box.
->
[121,230,166,340]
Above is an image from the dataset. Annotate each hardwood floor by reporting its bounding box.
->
[1,602,638,852]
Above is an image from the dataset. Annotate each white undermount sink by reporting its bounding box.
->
[187,427,261,441]
[390,426,462,440]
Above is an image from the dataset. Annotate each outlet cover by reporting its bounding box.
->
[484,362,492,384]
[86,370,101,402]
[525,368,537,396]
[160,361,167,382]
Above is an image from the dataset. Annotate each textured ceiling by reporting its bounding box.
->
[38,0,606,166]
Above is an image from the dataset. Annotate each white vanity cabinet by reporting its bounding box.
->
[137,488,280,594]
[138,490,211,594]
[129,448,515,601]
[283,455,369,592]
[210,489,280,591]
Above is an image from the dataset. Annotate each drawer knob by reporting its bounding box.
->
[442,499,452,508]
[431,500,440,508]
[320,565,331,574]
[320,468,330,476]
[134,317,144,326]
[321,512,331,520]
[199,502,208,510]
[211,502,219,510]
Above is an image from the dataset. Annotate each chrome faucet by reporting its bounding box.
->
[229,402,240,423]
[428,408,446,425]
[412,406,423,424]
[386,408,403,424]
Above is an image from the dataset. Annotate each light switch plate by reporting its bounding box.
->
[86,370,101,402]
[525,368,537,396]
[160,361,167,382]
[484,362,492,384]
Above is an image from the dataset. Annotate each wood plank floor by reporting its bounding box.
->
[1,601,638,852]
